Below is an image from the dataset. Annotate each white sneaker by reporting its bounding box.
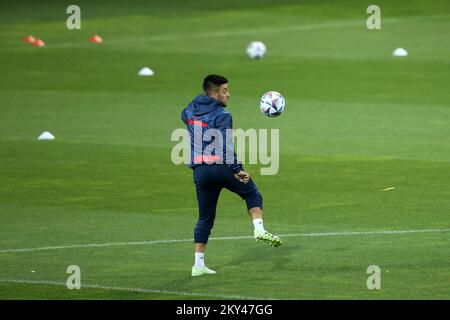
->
[191,266,217,277]
[254,230,282,247]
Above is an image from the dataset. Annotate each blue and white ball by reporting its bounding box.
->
[260,91,285,117]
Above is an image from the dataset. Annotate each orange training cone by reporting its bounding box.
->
[89,35,103,43]
[24,35,36,43]
[32,39,45,47]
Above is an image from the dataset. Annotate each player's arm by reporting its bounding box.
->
[215,112,250,183]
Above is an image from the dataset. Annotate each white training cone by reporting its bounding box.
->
[38,131,55,140]
[393,48,408,57]
[138,67,154,76]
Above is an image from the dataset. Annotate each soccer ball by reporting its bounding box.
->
[246,41,266,59]
[260,91,285,117]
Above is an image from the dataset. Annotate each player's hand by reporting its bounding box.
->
[234,170,250,184]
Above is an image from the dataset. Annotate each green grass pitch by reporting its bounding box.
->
[1,0,449,299]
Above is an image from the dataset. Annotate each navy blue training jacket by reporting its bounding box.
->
[181,94,243,173]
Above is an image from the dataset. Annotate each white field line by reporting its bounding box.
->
[41,14,448,48]
[3,14,449,50]
[12,14,448,49]
[0,279,268,300]
[1,228,449,254]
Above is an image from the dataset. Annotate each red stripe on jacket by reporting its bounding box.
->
[187,119,208,127]
[193,155,221,164]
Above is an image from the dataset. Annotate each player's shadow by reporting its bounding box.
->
[161,243,296,290]
[222,242,296,271]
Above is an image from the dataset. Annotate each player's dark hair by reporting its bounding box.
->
[203,74,228,95]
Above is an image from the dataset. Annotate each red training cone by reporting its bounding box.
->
[24,35,36,43]
[89,35,103,43]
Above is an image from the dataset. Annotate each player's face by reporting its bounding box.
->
[217,83,230,106]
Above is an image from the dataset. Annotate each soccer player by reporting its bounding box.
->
[181,75,282,277]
